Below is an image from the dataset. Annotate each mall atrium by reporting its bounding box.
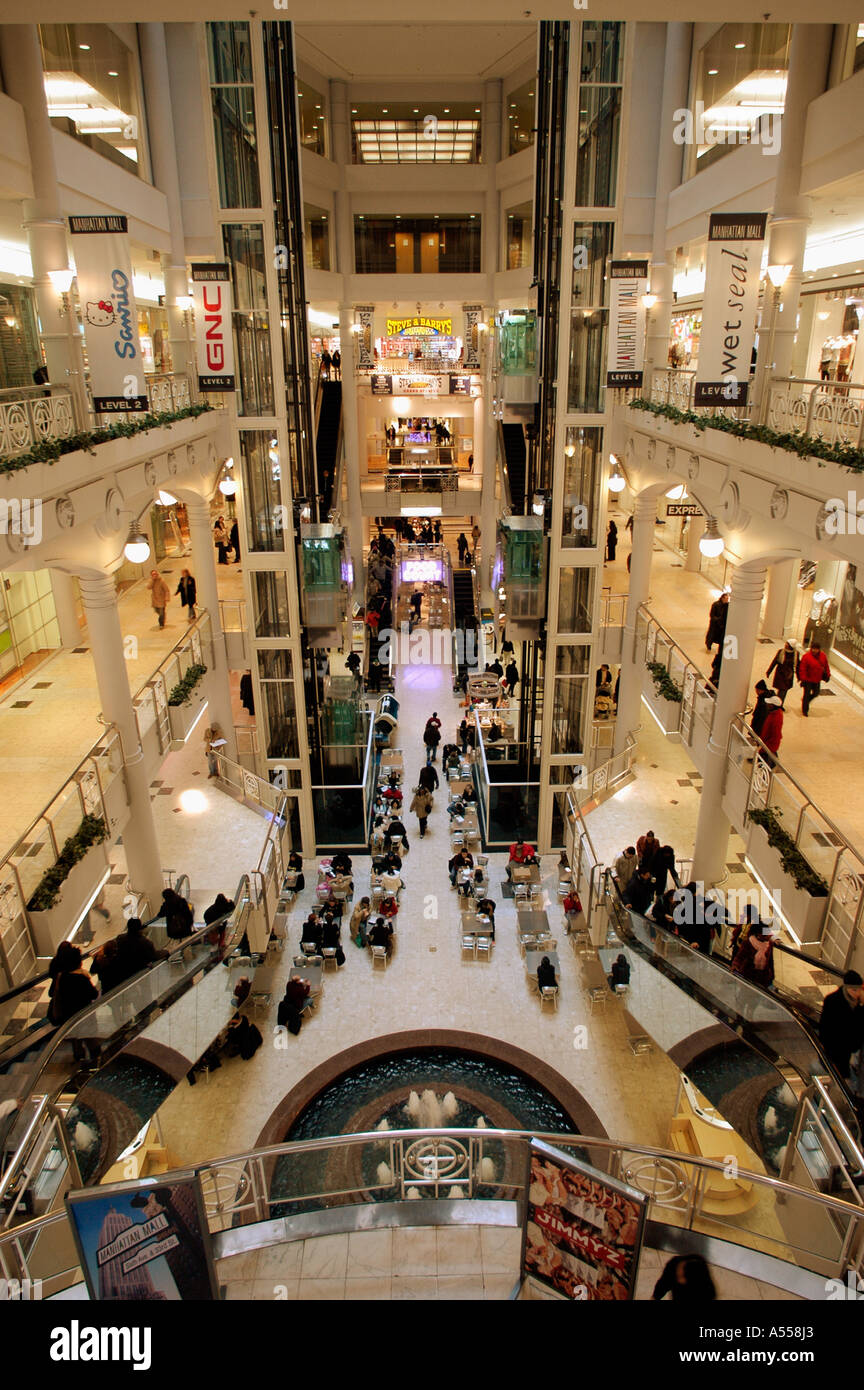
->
[0,7,863,1312]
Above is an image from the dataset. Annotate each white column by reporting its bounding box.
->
[762,557,797,639]
[684,512,705,573]
[479,331,498,607]
[139,23,191,377]
[692,562,768,885]
[77,572,164,905]
[50,570,81,648]
[338,305,365,586]
[613,490,657,754]
[644,23,692,379]
[0,25,87,415]
[755,25,833,400]
[184,497,237,760]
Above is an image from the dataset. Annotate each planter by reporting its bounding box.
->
[746,822,828,944]
[167,686,209,748]
[27,845,110,956]
[642,675,682,736]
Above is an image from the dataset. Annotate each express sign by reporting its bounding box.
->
[191,264,236,392]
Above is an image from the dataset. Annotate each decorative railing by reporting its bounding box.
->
[145,371,193,415]
[765,377,864,449]
[0,383,80,459]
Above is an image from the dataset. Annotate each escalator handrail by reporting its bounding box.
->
[0,877,253,1165]
[605,873,863,1149]
[496,419,515,515]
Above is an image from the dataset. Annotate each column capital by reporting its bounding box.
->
[633,490,660,524]
[76,571,119,609]
[729,561,768,605]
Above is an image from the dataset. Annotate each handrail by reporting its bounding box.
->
[5,1124,864,1292]
[0,879,252,1186]
[497,419,515,516]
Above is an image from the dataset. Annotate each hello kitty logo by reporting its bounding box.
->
[86,299,116,327]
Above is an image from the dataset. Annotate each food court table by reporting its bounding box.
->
[379,749,403,776]
[509,863,541,887]
[515,909,550,937]
[525,949,560,978]
[581,957,608,992]
[460,912,494,937]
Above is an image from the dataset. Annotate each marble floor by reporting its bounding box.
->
[0,551,244,861]
[215,1228,802,1301]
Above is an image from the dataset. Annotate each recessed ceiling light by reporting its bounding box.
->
[79,43,90,50]
[382,108,388,113]
[351,108,358,113]
[444,108,450,113]
[108,69,118,76]
[708,68,718,75]
[474,108,480,113]
[734,42,746,48]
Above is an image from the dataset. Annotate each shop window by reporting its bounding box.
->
[240,431,285,552]
[207,21,260,208]
[303,206,331,271]
[0,570,63,694]
[505,202,532,271]
[506,79,536,157]
[39,23,144,176]
[0,285,41,390]
[693,22,791,173]
[298,81,328,158]
[354,216,481,274]
[351,102,481,164]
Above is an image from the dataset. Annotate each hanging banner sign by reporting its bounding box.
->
[355,305,375,368]
[606,260,649,388]
[463,304,483,369]
[522,1140,647,1301]
[694,213,767,406]
[68,214,148,413]
[191,264,235,392]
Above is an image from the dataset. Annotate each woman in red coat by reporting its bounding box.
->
[759,695,784,767]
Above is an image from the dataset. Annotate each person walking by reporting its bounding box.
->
[418,763,438,794]
[331,348,341,380]
[229,517,240,564]
[471,522,481,553]
[798,641,831,716]
[423,717,441,765]
[176,568,197,622]
[749,680,770,739]
[147,569,171,629]
[759,695,784,767]
[213,516,230,564]
[766,641,795,704]
[705,591,729,652]
[320,348,332,381]
[409,785,433,838]
[457,532,470,566]
[504,660,519,697]
[606,519,618,562]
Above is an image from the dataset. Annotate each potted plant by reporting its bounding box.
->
[27,813,109,954]
[746,807,829,942]
[643,660,684,734]
[167,662,209,745]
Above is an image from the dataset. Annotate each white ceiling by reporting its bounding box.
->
[294,23,535,81]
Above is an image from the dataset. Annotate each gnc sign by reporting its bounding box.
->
[191,264,236,392]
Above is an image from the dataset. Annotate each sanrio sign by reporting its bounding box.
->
[69,215,148,412]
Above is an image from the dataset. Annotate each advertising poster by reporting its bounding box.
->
[522,1140,647,1300]
[371,373,394,395]
[68,214,147,413]
[191,264,236,393]
[834,562,864,670]
[356,305,375,367]
[66,1173,218,1301]
[694,213,767,406]
[607,260,649,388]
[463,304,483,369]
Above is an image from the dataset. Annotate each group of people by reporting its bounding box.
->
[146,568,198,629]
[213,514,240,566]
[318,347,341,380]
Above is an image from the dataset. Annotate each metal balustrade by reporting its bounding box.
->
[765,377,864,448]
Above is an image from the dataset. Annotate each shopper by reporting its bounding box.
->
[159,887,194,942]
[423,717,441,765]
[331,348,341,380]
[606,518,618,562]
[176,568,197,622]
[818,970,864,1079]
[471,523,481,552]
[607,953,630,991]
[320,348,332,380]
[614,846,638,890]
[418,763,438,794]
[504,660,519,696]
[213,516,230,564]
[766,641,796,704]
[798,641,831,716]
[350,897,372,947]
[653,1254,716,1303]
[705,591,729,652]
[229,517,240,564]
[147,569,171,629]
[47,945,99,1062]
[749,680,770,738]
[409,785,433,838]
[759,695,784,766]
[456,532,470,566]
[730,921,775,989]
[537,956,557,991]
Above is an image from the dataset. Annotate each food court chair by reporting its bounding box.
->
[371,945,389,971]
[249,989,272,1016]
[588,986,608,1013]
[321,947,340,972]
[300,940,318,956]
[293,954,308,968]
[461,935,477,961]
[518,932,537,956]
[475,935,493,962]
[614,983,631,1003]
[540,985,559,1013]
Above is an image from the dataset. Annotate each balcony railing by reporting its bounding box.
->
[646,368,864,448]
[0,373,198,461]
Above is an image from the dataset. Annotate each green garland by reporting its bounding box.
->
[627,397,864,472]
[646,660,683,703]
[168,663,208,707]
[27,813,108,913]
[747,806,829,897]
[0,403,214,476]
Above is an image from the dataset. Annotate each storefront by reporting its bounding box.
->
[797,288,863,383]
[136,304,172,376]
[0,283,41,389]
[669,310,701,369]
[376,315,462,368]
[787,557,864,699]
[0,570,69,695]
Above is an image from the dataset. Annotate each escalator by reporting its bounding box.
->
[315,380,342,514]
[452,567,476,627]
[603,876,864,1177]
[499,422,527,514]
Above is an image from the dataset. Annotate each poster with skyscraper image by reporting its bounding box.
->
[65,1173,217,1301]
